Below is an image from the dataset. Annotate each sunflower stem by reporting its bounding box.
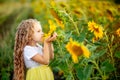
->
[63,11,80,35]
[105,32,114,65]
[56,39,75,79]
[104,32,117,79]
[91,61,106,80]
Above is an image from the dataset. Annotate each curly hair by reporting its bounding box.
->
[13,19,39,80]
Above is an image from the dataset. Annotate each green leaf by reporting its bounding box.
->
[101,60,116,72]
[84,64,93,80]
[76,67,84,80]
[87,44,97,52]
[93,49,107,59]
[78,27,87,42]
[66,73,73,80]
[115,51,120,58]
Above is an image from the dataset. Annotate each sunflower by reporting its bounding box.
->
[116,28,120,37]
[92,37,99,43]
[66,38,90,63]
[50,9,61,21]
[93,25,103,39]
[88,21,97,32]
[43,20,56,40]
[81,45,90,58]
[50,9,64,29]
[88,21,103,39]
[55,19,64,29]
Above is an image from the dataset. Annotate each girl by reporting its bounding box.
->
[13,19,57,80]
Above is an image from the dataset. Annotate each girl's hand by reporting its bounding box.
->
[44,32,57,43]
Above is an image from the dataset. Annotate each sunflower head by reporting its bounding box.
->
[88,21,104,39]
[88,21,97,32]
[43,20,56,40]
[66,38,90,63]
[93,25,103,39]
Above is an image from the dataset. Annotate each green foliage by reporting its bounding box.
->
[101,60,116,73]
[76,64,93,80]
[115,51,120,58]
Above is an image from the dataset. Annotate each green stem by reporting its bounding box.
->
[108,44,114,64]
[65,59,75,80]
[56,40,63,55]
[105,32,117,79]
[91,61,106,80]
[64,11,80,35]
[56,40,75,80]
[105,32,114,64]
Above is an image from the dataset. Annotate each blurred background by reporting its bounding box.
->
[0,0,120,80]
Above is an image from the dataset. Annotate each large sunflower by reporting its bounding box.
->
[66,38,90,63]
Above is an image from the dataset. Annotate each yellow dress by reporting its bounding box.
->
[26,65,54,80]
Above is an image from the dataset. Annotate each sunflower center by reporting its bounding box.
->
[94,27,99,33]
[72,45,83,56]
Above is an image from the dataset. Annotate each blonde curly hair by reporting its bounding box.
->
[13,19,39,80]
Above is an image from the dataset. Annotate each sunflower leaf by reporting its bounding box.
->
[76,67,84,80]
[100,60,116,72]
[84,64,93,80]
[78,27,87,42]
[95,49,106,58]
[115,51,120,58]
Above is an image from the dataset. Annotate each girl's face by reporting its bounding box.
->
[33,22,44,42]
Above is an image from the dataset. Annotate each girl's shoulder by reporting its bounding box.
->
[24,43,43,53]
[24,45,34,50]
[24,43,42,50]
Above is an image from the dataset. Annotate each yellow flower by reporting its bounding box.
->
[50,9,64,29]
[93,25,103,39]
[73,8,82,18]
[72,54,78,63]
[88,21,103,39]
[92,37,99,43]
[59,2,67,8]
[89,6,95,13]
[81,45,90,58]
[55,19,64,29]
[88,21,97,32]
[116,28,120,37]
[50,9,61,21]
[43,20,56,40]
[66,38,90,63]
[50,0,56,7]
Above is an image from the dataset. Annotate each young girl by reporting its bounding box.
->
[13,19,57,80]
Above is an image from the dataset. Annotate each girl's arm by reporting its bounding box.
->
[48,43,54,59]
[31,32,57,65]
[47,32,57,59]
[31,41,50,65]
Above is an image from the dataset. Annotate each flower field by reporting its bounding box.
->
[0,0,120,80]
